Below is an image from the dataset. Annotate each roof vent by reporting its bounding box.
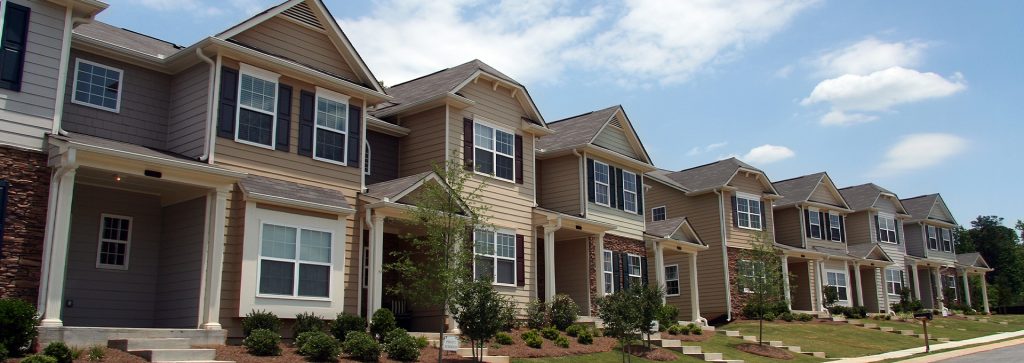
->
[282,1,325,30]
[609,116,623,128]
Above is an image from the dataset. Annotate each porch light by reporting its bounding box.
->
[114,174,122,182]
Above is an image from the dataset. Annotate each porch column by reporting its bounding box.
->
[689,253,701,323]
[543,225,556,302]
[852,262,863,307]
[200,189,229,330]
[596,232,606,295]
[933,267,944,310]
[881,267,891,313]
[816,260,826,311]
[780,255,791,310]
[981,274,990,314]
[962,270,972,307]
[368,215,385,315]
[39,166,77,327]
[910,265,921,300]
[653,241,666,304]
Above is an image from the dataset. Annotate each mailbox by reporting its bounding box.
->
[914,311,934,320]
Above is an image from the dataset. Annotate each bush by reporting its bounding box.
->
[342,331,381,361]
[763,312,776,321]
[293,312,325,338]
[331,313,367,342]
[87,345,105,361]
[369,309,397,342]
[43,342,73,363]
[741,299,789,320]
[242,310,281,336]
[540,326,560,340]
[687,323,702,335]
[795,313,814,322]
[522,331,543,349]
[497,298,519,331]
[384,330,420,362]
[21,355,58,363]
[779,311,794,322]
[296,331,340,361]
[656,305,679,331]
[0,345,8,362]
[242,329,281,356]
[549,294,580,330]
[495,332,514,345]
[576,330,594,345]
[382,328,408,346]
[667,324,682,335]
[414,336,429,349]
[525,299,549,330]
[0,298,39,356]
[565,323,587,337]
[554,335,570,348]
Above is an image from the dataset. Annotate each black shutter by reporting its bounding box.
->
[804,209,812,237]
[612,252,621,292]
[274,84,292,151]
[516,234,525,287]
[641,256,649,286]
[0,180,8,248]
[463,118,473,171]
[347,104,361,165]
[297,91,315,156]
[731,196,739,228]
[514,134,524,184]
[636,174,644,215]
[586,159,595,203]
[216,67,239,139]
[622,252,631,290]
[607,166,617,207]
[874,215,881,242]
[537,237,545,300]
[760,201,767,229]
[895,220,901,243]
[839,216,846,242]
[822,212,829,240]
[614,167,624,210]
[0,3,30,91]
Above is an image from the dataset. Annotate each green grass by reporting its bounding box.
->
[510,348,704,363]
[723,320,923,357]
[869,316,1019,341]
[681,334,824,363]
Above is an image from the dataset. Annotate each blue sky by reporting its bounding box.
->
[103,1,1022,227]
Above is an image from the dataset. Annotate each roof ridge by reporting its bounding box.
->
[672,157,737,174]
[772,172,822,185]
[113,25,183,49]
[386,66,454,89]
[901,193,938,201]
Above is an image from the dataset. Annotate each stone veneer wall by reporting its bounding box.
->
[727,246,756,319]
[0,146,50,304]
[592,234,646,314]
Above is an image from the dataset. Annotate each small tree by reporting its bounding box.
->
[598,287,643,363]
[737,233,789,345]
[636,284,665,349]
[451,280,513,362]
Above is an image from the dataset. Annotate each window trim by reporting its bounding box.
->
[651,206,666,222]
[941,228,953,252]
[95,214,132,270]
[735,192,763,231]
[255,221,335,301]
[311,86,351,166]
[886,268,904,296]
[927,225,938,250]
[622,170,638,213]
[665,264,680,296]
[472,118,516,183]
[71,58,124,113]
[825,270,849,302]
[738,259,766,293]
[603,249,613,295]
[593,160,611,207]
[235,64,280,150]
[473,228,517,287]
[627,253,642,285]
[808,207,822,239]
[828,212,842,242]
[878,213,897,244]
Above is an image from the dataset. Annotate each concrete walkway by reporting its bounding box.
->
[831,330,1024,363]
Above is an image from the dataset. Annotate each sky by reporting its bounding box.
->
[101,0,1023,227]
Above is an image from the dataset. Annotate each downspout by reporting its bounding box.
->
[196,48,218,162]
[51,11,93,136]
[714,189,732,321]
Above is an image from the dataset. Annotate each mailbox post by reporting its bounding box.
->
[914,311,934,352]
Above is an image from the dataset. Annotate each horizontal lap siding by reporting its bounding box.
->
[0,0,65,147]
[155,197,206,328]
[592,121,638,159]
[366,131,399,184]
[846,211,871,245]
[229,16,359,83]
[809,183,842,205]
[662,251,694,321]
[725,173,775,249]
[585,155,644,239]
[397,106,446,176]
[219,188,245,334]
[554,239,589,312]
[166,63,209,158]
[536,155,581,215]
[774,207,802,248]
[904,223,926,258]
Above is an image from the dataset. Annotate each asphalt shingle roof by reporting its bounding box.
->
[74,21,183,59]
[900,194,939,221]
[645,217,688,238]
[363,171,434,200]
[956,252,987,267]
[536,105,618,152]
[377,59,523,114]
[772,172,827,207]
[662,158,764,192]
[239,174,351,210]
[838,183,893,211]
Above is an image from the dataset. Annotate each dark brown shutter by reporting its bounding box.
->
[586,158,595,203]
[731,196,739,228]
[612,252,621,292]
[636,174,644,214]
[613,167,623,210]
[297,90,315,156]
[516,234,525,286]
[822,211,829,240]
[537,238,545,300]
[216,67,239,139]
[514,134,524,184]
[640,256,649,286]
[760,201,768,229]
[622,252,631,290]
[895,220,901,243]
[463,118,473,171]
[275,84,292,151]
[874,215,881,242]
[804,209,812,237]
[0,3,29,91]
[347,105,361,165]
[839,216,846,242]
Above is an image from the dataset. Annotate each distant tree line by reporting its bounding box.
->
[956,216,1024,310]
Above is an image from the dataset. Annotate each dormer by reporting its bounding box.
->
[773,172,853,248]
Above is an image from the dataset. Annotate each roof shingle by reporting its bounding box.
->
[900,194,939,221]
[662,158,764,192]
[838,183,892,211]
[74,21,183,59]
[536,106,619,153]
[772,172,826,207]
[239,174,351,211]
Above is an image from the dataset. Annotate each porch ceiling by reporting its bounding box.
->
[76,167,209,206]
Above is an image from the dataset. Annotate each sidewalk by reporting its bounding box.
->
[900,337,1024,363]
[831,330,1024,363]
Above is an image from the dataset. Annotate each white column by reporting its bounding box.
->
[816,260,826,311]
[981,275,990,314]
[910,265,921,300]
[596,233,606,295]
[689,253,701,323]
[881,267,891,313]
[933,267,944,310]
[852,262,863,307]
[962,271,972,307]
[780,255,791,310]
[39,167,77,327]
[543,226,556,302]
[368,215,385,315]
[200,189,229,329]
[654,241,666,304]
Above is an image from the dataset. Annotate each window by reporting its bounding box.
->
[474,229,516,285]
[473,121,515,181]
[665,265,680,296]
[651,206,666,222]
[96,214,131,270]
[826,271,848,301]
[628,254,642,286]
[828,213,842,241]
[258,223,333,298]
[737,259,765,293]
[603,250,613,294]
[72,59,123,113]
[943,275,958,300]
[808,209,822,239]
[623,171,638,213]
[236,65,279,148]
[878,214,897,243]
[313,88,350,164]
[927,226,938,250]
[363,142,371,175]
[941,229,953,252]
[593,161,610,206]
[886,268,904,295]
[736,194,762,230]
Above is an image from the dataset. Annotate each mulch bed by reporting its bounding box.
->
[4,347,147,363]
[486,328,618,358]
[213,344,476,363]
[735,343,794,360]
[619,345,677,361]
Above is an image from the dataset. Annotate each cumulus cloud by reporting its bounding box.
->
[811,37,928,77]
[821,110,878,126]
[129,0,267,16]
[803,67,966,126]
[873,133,967,176]
[687,141,728,156]
[741,144,795,164]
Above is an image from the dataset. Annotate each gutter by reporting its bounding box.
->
[196,48,217,162]
[52,11,95,136]
[714,188,732,321]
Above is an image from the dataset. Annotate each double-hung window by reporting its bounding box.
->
[737,259,765,293]
[941,228,953,252]
[623,171,638,213]
[603,250,613,294]
[473,120,515,182]
[826,271,849,301]
[96,214,131,270]
[927,226,938,250]
[628,254,642,286]
[878,214,897,243]
[651,206,666,222]
[828,213,842,241]
[886,268,904,295]
[665,265,680,296]
[593,161,610,206]
[236,65,279,148]
[72,59,123,113]
[258,223,333,298]
[808,208,822,239]
[474,229,516,285]
[313,87,349,164]
[736,194,762,230]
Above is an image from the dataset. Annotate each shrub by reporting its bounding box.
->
[331,313,367,342]
[565,323,587,337]
[525,299,549,330]
[87,345,105,361]
[0,298,39,356]
[296,331,340,361]
[549,294,580,330]
[370,309,397,341]
[242,329,281,356]
[21,355,58,363]
[667,324,682,335]
[293,312,325,338]
[495,332,514,345]
[779,311,794,322]
[43,342,73,363]
[0,345,7,362]
[540,326,560,341]
[795,313,814,322]
[382,328,408,346]
[687,323,702,335]
[414,336,429,349]
[763,312,776,321]
[242,310,281,336]
[656,305,679,331]
[384,330,420,362]
[576,330,594,345]
[521,331,543,349]
[554,335,570,348]
[342,331,381,361]
[497,298,519,331]
[850,306,868,319]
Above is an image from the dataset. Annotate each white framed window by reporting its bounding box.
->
[623,171,638,213]
[736,193,762,230]
[603,250,614,294]
[808,208,822,239]
[828,213,842,241]
[941,228,953,252]
[236,64,279,148]
[665,265,680,296]
[927,226,938,250]
[737,259,765,293]
[886,268,904,295]
[257,222,333,299]
[878,214,897,243]
[651,206,666,222]
[593,160,610,206]
[826,270,848,301]
[473,119,515,182]
[628,253,642,286]
[72,59,124,113]
[363,142,371,175]
[313,87,350,165]
[474,228,516,286]
[96,214,132,270]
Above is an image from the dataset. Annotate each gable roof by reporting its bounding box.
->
[772,172,849,209]
[74,21,183,59]
[838,183,906,213]
[901,193,957,225]
[847,243,894,262]
[661,157,777,195]
[956,252,991,269]
[537,105,653,163]
[239,174,352,213]
[363,171,471,215]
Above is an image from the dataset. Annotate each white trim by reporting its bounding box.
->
[240,63,282,82]
[827,212,842,242]
[651,206,666,222]
[885,268,904,295]
[927,225,938,250]
[255,221,335,300]
[472,117,516,183]
[808,208,822,239]
[735,193,763,231]
[602,249,614,294]
[941,228,953,252]
[622,170,638,214]
[235,64,280,150]
[664,264,680,296]
[311,88,350,166]
[593,160,611,207]
[71,58,124,113]
[95,213,132,270]
[825,269,849,302]
[627,253,642,285]
[878,213,897,244]
[473,227,517,287]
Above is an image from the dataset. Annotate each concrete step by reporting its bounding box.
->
[457,347,488,356]
[862,323,878,329]
[832,316,847,322]
[653,339,682,348]
[723,330,741,337]
[846,319,862,325]
[879,327,895,332]
[782,346,802,353]
[109,339,190,351]
[933,337,951,342]
[899,330,916,336]
[678,346,703,355]
[741,336,758,342]
[802,351,827,358]
[768,341,784,347]
[685,352,723,361]
[129,349,216,362]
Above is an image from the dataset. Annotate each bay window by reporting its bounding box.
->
[258,223,333,299]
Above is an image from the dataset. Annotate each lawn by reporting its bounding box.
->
[681,334,824,363]
[510,348,705,363]
[870,316,1020,341]
[722,320,923,358]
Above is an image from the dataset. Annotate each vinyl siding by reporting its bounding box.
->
[774,207,803,248]
[870,210,907,267]
[789,260,814,311]
[805,207,848,251]
[396,106,445,176]
[662,251,695,320]
[218,187,245,334]
[229,15,359,83]
[553,238,589,312]
[166,63,210,158]
[724,172,776,249]
[846,211,872,245]
[808,182,842,206]
[366,130,399,184]
[930,201,955,222]
[585,154,645,239]
[592,119,638,159]
[859,266,881,312]
[155,197,206,328]
[904,223,926,258]
[536,155,581,215]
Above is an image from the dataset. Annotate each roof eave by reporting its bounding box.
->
[373,92,474,118]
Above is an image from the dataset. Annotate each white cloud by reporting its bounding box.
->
[687,141,728,156]
[129,0,269,16]
[741,144,795,164]
[811,37,928,77]
[820,110,878,126]
[803,66,966,125]
[873,133,967,175]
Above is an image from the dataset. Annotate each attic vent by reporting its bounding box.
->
[609,116,623,128]
[282,2,324,30]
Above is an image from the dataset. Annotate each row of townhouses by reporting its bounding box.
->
[0,0,992,346]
